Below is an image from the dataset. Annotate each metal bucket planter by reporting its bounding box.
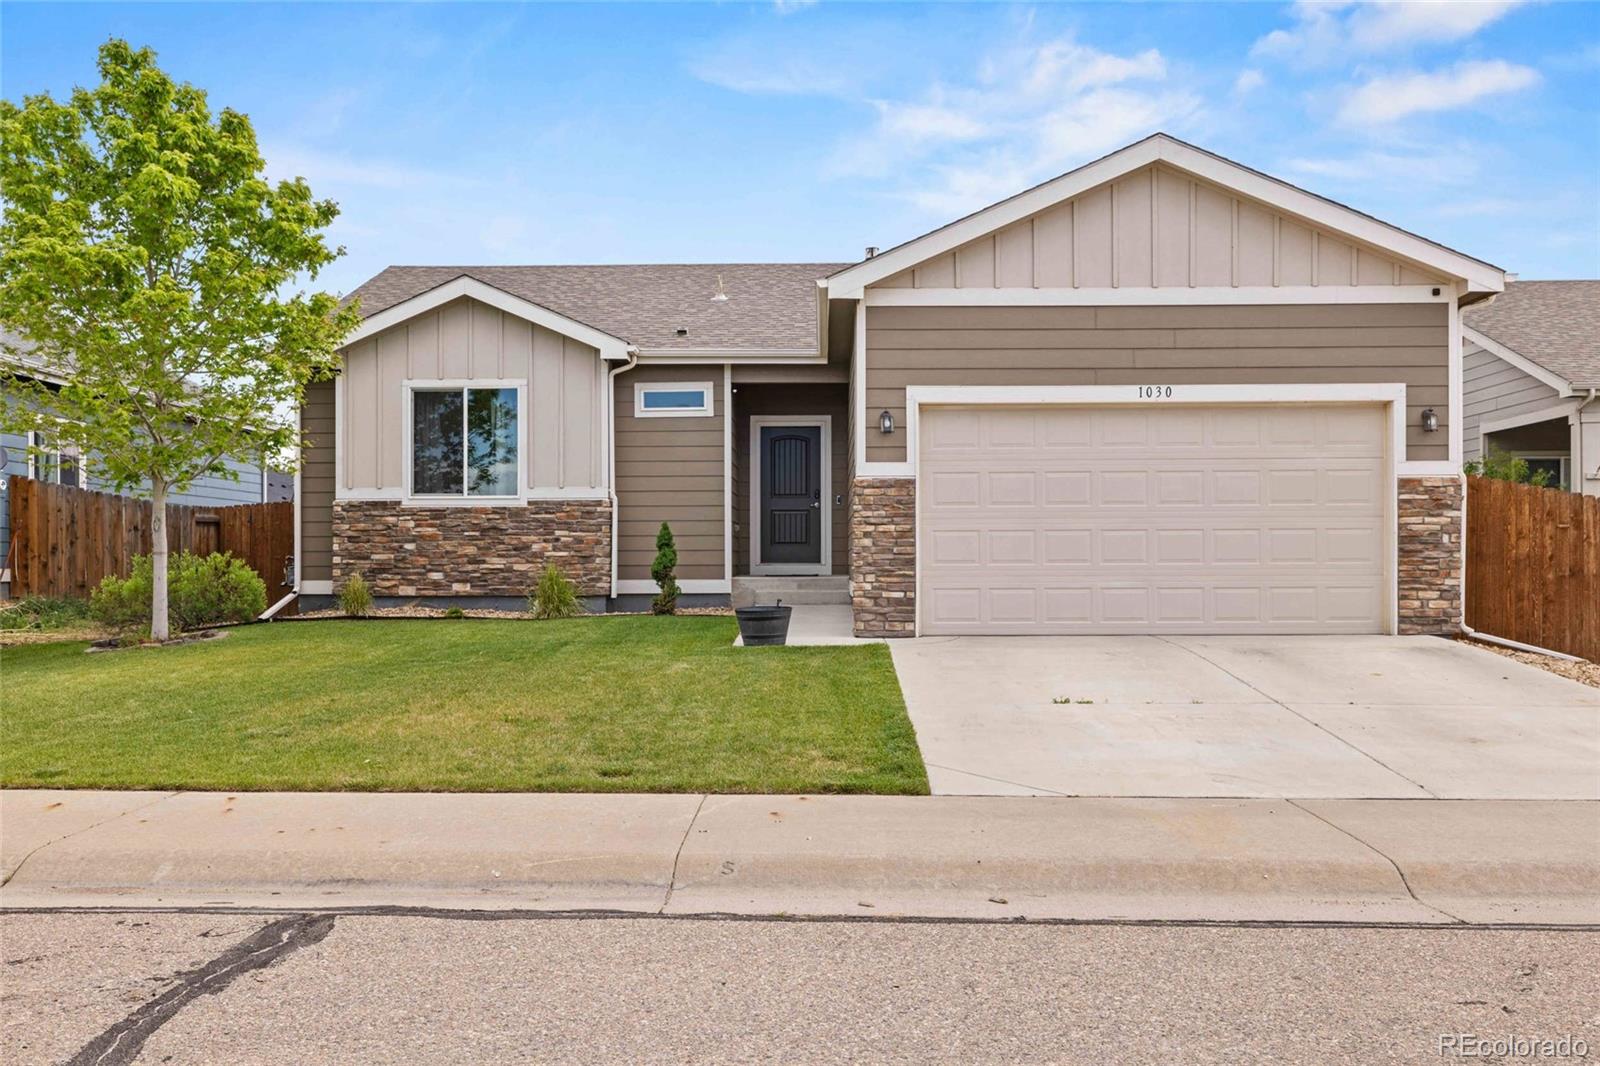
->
[735,602,792,646]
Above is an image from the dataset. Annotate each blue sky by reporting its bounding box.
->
[3,1,1596,294]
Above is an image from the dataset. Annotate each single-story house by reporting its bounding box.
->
[295,133,1508,637]
[0,335,279,597]
[1462,280,1599,495]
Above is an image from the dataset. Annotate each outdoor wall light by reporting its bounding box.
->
[1421,408,1439,433]
[879,409,895,434]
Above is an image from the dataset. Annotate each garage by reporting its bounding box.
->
[918,403,1390,635]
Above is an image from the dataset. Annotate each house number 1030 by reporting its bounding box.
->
[1137,385,1174,399]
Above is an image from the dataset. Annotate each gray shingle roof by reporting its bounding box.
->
[344,264,848,353]
[1464,280,1600,388]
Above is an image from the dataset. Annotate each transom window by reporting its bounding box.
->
[410,385,520,498]
[636,381,713,418]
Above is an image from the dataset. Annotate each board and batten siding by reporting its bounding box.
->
[298,378,336,583]
[614,365,726,582]
[864,303,1450,463]
[338,297,605,493]
[877,164,1445,292]
[1461,340,1564,463]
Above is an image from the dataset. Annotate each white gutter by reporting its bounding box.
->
[606,348,640,599]
[259,591,298,621]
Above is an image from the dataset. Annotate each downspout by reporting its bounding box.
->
[607,348,640,601]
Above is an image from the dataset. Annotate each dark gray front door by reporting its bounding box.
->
[759,425,822,566]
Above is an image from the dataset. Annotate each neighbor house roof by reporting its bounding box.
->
[1464,280,1600,389]
[344,263,848,354]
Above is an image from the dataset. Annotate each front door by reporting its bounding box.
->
[759,425,823,567]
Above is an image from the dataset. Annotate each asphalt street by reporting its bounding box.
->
[3,911,1596,1065]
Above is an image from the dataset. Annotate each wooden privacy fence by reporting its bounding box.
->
[6,476,294,602]
[1466,476,1600,662]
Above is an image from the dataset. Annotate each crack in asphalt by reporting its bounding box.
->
[1285,798,1467,926]
[1,792,181,890]
[64,912,337,1066]
[659,794,708,914]
[1155,637,1441,798]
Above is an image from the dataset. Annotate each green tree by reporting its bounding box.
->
[0,41,359,640]
[1463,447,1556,489]
[650,521,680,615]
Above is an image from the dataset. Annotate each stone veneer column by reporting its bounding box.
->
[849,477,916,637]
[331,499,612,598]
[1396,476,1463,635]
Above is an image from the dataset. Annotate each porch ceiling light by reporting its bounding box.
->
[1421,408,1439,433]
[879,409,895,434]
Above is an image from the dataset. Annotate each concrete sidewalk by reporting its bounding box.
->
[2,790,1595,924]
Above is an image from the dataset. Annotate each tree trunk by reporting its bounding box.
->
[150,476,170,642]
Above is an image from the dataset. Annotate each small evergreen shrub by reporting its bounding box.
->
[338,572,374,617]
[530,563,581,619]
[90,552,266,634]
[444,606,465,619]
[650,521,680,615]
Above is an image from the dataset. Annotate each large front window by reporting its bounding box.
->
[411,386,519,498]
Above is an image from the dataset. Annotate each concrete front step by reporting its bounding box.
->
[732,575,850,607]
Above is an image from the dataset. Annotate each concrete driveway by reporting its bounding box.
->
[890,636,1600,799]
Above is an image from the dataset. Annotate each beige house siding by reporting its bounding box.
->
[339,296,605,493]
[877,165,1445,292]
[1462,340,1563,463]
[731,384,849,575]
[615,365,726,582]
[299,378,336,582]
[864,303,1450,463]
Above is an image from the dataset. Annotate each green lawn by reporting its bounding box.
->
[0,617,928,795]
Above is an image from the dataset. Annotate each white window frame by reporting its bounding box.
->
[634,381,715,419]
[402,380,527,506]
[27,429,85,488]
[1506,451,1571,488]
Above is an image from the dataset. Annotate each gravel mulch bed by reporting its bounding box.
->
[1460,637,1600,689]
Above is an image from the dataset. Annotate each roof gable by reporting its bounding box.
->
[826,134,1505,298]
[1463,280,1600,389]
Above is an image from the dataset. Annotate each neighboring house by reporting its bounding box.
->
[0,333,278,596]
[1461,280,1600,495]
[296,133,1507,637]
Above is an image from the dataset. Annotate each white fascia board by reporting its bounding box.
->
[633,349,822,363]
[825,134,1504,298]
[1479,399,1584,437]
[865,286,1449,307]
[301,580,334,595]
[343,276,632,360]
[1463,326,1574,397]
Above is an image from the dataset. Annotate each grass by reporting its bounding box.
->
[0,596,93,631]
[0,616,928,795]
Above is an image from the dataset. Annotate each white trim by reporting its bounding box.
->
[748,415,833,577]
[614,578,730,595]
[902,383,1407,637]
[402,379,528,506]
[633,380,715,418]
[852,301,868,472]
[1395,460,1461,477]
[634,349,821,362]
[825,135,1504,298]
[1448,292,1463,467]
[293,400,302,592]
[606,352,639,598]
[1463,326,1575,397]
[723,366,733,584]
[864,285,1450,307]
[343,276,632,360]
[1479,399,1584,439]
[301,579,334,595]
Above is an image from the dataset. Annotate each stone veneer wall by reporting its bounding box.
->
[1396,476,1463,635]
[332,499,611,598]
[849,478,916,637]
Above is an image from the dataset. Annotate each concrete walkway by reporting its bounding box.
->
[3,789,1595,924]
[891,635,1600,798]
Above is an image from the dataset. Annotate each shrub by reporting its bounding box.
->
[90,552,266,634]
[338,572,374,617]
[530,563,581,619]
[650,521,680,615]
[0,596,92,632]
[1464,448,1556,488]
[444,605,465,619]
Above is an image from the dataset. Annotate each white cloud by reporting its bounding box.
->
[1336,59,1540,125]
[772,0,818,12]
[1283,147,1480,186]
[1233,69,1266,94]
[1254,1,1527,61]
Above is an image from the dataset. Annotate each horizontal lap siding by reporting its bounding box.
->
[864,303,1449,463]
[1461,343,1564,463]
[299,379,336,581]
[615,366,725,581]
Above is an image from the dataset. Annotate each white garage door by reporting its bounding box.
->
[919,404,1389,635]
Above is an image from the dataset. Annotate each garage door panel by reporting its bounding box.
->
[919,404,1388,635]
